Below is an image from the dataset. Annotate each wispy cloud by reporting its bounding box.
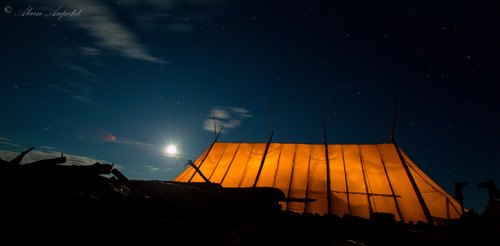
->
[144,165,174,173]
[111,137,196,159]
[47,81,93,103]
[15,0,224,64]
[62,63,98,79]
[59,0,166,64]
[203,107,253,133]
[78,46,101,56]
[0,136,20,147]
[0,149,109,166]
[112,139,163,154]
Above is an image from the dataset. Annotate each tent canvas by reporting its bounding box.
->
[174,142,462,224]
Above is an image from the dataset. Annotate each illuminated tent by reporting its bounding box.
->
[174,142,463,224]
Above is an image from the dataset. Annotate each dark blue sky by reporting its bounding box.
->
[1,0,498,212]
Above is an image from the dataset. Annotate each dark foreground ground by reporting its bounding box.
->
[1,161,498,246]
[2,205,499,246]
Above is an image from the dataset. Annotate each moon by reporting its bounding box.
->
[166,145,177,155]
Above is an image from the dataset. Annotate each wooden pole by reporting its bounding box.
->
[323,110,332,215]
[213,108,217,141]
[253,130,274,188]
[186,160,211,183]
[269,102,272,142]
[9,146,35,165]
[391,85,399,142]
[394,142,434,225]
[341,146,352,215]
[388,86,433,224]
[379,150,405,222]
[188,125,224,182]
[358,146,373,215]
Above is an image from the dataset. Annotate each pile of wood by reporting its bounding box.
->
[0,147,285,245]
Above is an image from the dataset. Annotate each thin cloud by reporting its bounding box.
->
[0,136,20,147]
[58,0,166,63]
[110,137,196,159]
[47,81,93,103]
[213,109,231,119]
[231,107,252,118]
[79,46,101,56]
[112,138,164,155]
[203,107,252,133]
[16,0,225,64]
[144,165,160,172]
[62,63,98,79]
[0,149,109,166]
[0,136,14,142]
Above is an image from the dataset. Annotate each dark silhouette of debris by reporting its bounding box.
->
[0,147,499,246]
[478,180,500,200]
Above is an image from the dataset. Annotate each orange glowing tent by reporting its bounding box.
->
[174,142,462,224]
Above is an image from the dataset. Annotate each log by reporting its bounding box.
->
[23,156,67,167]
[8,146,35,165]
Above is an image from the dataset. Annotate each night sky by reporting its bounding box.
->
[1,1,498,213]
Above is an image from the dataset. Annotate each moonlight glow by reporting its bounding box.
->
[166,145,177,155]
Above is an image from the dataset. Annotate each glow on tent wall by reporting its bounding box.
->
[174,142,462,223]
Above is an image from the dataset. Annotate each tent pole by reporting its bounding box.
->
[387,85,433,224]
[323,110,332,215]
[286,144,298,211]
[186,160,211,183]
[219,144,241,184]
[378,149,405,222]
[391,85,399,142]
[394,142,434,225]
[446,197,451,219]
[188,126,224,182]
[304,152,313,213]
[213,108,217,141]
[253,130,274,187]
[341,146,352,215]
[358,146,374,215]
[269,102,272,142]
[378,148,405,222]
